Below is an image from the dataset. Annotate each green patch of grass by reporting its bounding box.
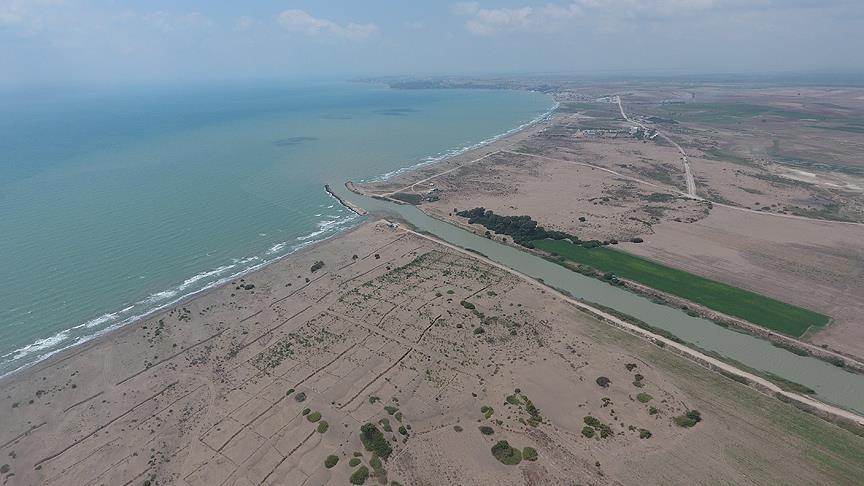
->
[491,440,522,465]
[383,405,398,415]
[350,465,370,485]
[636,393,653,403]
[704,147,753,166]
[349,457,361,467]
[391,192,423,205]
[378,417,392,432]
[324,455,339,469]
[523,447,538,461]
[532,239,828,337]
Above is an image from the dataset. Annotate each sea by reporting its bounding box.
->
[0,80,553,378]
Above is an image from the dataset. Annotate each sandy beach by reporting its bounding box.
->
[2,218,863,485]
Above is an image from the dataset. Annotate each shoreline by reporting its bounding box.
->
[0,100,556,383]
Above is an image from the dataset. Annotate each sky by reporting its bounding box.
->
[1,0,863,84]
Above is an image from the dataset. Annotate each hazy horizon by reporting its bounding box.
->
[2,1,863,85]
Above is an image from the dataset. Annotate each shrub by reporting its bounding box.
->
[310,260,325,272]
[473,326,485,335]
[378,418,392,432]
[523,447,538,461]
[324,455,339,469]
[636,393,653,403]
[649,406,659,415]
[674,410,702,428]
[582,426,595,438]
[491,440,522,465]
[350,465,370,485]
[639,429,652,439]
[398,425,408,435]
[317,421,329,433]
[630,237,644,243]
[478,426,495,435]
[505,394,522,405]
[360,423,392,459]
[307,411,321,422]
[595,376,611,388]
[349,457,361,467]
[369,454,387,482]
[294,391,307,402]
[480,405,494,419]
[353,451,363,457]
[453,425,463,432]
[584,416,601,428]
[384,405,398,415]
[460,300,476,310]
[302,408,310,416]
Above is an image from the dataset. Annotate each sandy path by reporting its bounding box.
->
[616,95,699,198]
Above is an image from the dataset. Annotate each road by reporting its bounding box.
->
[617,95,699,199]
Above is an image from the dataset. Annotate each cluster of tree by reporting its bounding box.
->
[455,208,578,247]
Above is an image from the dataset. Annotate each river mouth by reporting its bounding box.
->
[331,183,864,416]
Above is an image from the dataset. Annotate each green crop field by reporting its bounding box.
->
[533,239,829,337]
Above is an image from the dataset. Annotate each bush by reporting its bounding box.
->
[455,207,581,246]
[324,455,339,469]
[473,326,485,335]
[349,457,361,467]
[595,376,611,388]
[453,425,463,432]
[582,426,595,438]
[460,300,476,310]
[307,411,321,422]
[636,393,653,403]
[398,425,408,435]
[378,418,392,432]
[294,391,307,402]
[639,429,652,439]
[674,410,702,428]
[383,405,398,415]
[630,237,644,243]
[478,426,495,435]
[481,405,494,419]
[523,447,538,461]
[360,423,392,459]
[491,440,522,465]
[311,260,325,272]
[317,421,329,433]
[350,465,370,485]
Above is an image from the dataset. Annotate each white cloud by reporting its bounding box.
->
[276,9,377,41]
[142,11,211,32]
[235,16,255,32]
[454,0,862,35]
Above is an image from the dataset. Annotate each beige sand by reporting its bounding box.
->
[2,220,863,486]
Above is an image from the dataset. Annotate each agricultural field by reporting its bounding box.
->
[532,238,829,337]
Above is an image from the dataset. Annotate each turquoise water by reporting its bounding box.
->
[0,81,553,377]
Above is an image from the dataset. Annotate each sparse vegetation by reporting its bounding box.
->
[636,393,653,403]
[523,447,538,461]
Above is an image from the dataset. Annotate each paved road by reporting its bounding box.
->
[617,95,699,199]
